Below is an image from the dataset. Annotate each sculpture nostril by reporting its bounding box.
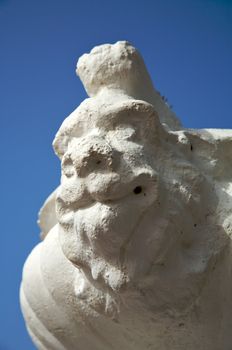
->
[133,186,142,194]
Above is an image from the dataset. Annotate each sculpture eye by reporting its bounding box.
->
[62,155,75,178]
[88,154,112,174]
[133,186,142,194]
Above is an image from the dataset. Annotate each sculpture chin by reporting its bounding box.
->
[59,200,156,294]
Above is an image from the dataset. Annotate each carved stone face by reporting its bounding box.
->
[56,101,161,292]
[55,99,223,311]
[21,42,232,350]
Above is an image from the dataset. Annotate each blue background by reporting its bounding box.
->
[0,0,231,349]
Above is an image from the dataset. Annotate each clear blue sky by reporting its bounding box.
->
[0,0,231,349]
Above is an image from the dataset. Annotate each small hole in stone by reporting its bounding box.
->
[96,160,101,165]
[133,186,142,194]
[190,144,193,151]
[194,223,197,227]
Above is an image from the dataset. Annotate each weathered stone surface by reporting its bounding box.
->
[20,41,232,350]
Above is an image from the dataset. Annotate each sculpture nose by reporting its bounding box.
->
[62,136,115,179]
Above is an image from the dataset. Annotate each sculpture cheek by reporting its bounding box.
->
[57,179,92,210]
[86,172,121,201]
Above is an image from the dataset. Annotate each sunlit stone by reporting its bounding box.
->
[20,41,232,350]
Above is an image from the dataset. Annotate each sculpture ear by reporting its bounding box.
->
[38,187,59,240]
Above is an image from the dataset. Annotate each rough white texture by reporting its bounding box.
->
[20,41,232,350]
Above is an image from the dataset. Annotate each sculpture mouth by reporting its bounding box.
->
[56,194,133,226]
[56,172,158,227]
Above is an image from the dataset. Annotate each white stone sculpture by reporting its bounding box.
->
[20,41,232,350]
